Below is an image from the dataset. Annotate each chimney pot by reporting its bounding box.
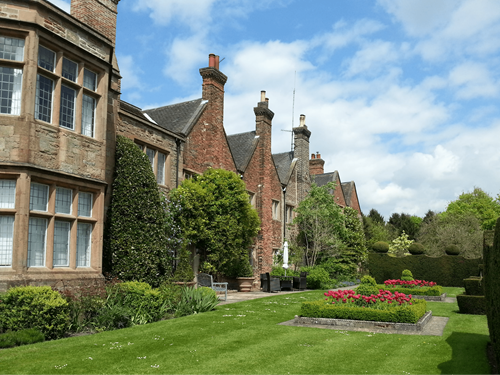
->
[265,98,269,103]
[260,91,266,102]
[209,54,216,68]
[317,153,321,159]
[311,154,316,159]
[215,55,220,70]
[300,114,306,127]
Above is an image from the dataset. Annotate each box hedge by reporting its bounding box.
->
[456,295,487,315]
[380,285,443,296]
[368,253,482,286]
[463,277,484,296]
[484,224,500,369]
[300,299,426,324]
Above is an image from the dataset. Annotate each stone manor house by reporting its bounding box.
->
[0,0,360,291]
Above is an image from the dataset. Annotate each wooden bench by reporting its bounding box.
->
[197,273,228,301]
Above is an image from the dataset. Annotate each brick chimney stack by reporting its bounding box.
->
[70,0,120,44]
[293,114,311,202]
[309,151,325,175]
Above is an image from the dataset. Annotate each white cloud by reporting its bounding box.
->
[343,40,402,77]
[117,55,144,92]
[45,0,71,13]
[448,62,499,100]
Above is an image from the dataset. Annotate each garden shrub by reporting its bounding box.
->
[0,286,69,340]
[445,244,460,256]
[355,276,380,296]
[270,266,299,277]
[175,287,219,317]
[300,299,426,324]
[484,223,500,368]
[0,328,45,348]
[464,277,484,296]
[457,295,487,315]
[401,269,414,281]
[368,253,482,286]
[301,266,331,289]
[381,285,443,296]
[372,241,389,253]
[408,243,425,255]
[318,257,357,280]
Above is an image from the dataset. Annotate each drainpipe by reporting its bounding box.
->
[175,138,181,188]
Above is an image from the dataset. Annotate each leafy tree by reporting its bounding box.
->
[342,207,368,266]
[442,187,500,230]
[169,168,260,278]
[104,135,174,286]
[368,208,385,224]
[422,210,436,224]
[388,231,414,257]
[417,212,483,258]
[388,212,421,240]
[363,215,391,249]
[292,182,346,267]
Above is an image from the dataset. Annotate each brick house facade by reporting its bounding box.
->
[0,0,361,291]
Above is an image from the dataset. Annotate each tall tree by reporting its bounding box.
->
[104,135,174,286]
[368,208,385,224]
[442,187,500,230]
[170,168,260,278]
[292,182,346,267]
[388,212,421,240]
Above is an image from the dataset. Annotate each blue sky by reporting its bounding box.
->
[50,0,500,220]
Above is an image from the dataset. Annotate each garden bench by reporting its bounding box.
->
[197,273,228,301]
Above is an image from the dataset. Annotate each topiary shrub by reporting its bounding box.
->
[445,244,460,256]
[355,275,380,296]
[372,241,389,253]
[401,269,414,281]
[104,135,174,287]
[0,286,69,340]
[408,243,425,255]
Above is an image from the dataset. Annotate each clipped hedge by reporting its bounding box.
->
[464,277,484,296]
[457,295,487,315]
[0,328,45,349]
[368,253,482,287]
[300,299,426,324]
[381,285,443,296]
[484,224,500,369]
[0,286,69,340]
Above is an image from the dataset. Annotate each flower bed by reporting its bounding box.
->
[382,279,443,296]
[300,289,427,324]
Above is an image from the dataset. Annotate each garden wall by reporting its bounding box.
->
[368,254,482,287]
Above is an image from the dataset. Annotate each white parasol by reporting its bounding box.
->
[283,241,289,276]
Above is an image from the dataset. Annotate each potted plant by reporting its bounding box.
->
[233,256,254,292]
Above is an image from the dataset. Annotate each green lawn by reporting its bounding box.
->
[0,287,490,374]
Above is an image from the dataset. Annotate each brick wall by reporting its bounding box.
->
[71,0,120,44]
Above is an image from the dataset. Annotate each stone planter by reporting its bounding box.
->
[173,281,196,287]
[236,277,254,292]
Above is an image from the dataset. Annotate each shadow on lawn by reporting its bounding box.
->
[437,331,491,374]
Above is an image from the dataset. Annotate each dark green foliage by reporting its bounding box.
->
[388,213,421,240]
[355,275,380,296]
[401,269,414,281]
[342,207,368,269]
[382,285,443,296]
[484,219,500,368]
[372,241,389,253]
[270,266,299,277]
[456,295,487,315]
[301,266,332,289]
[170,168,260,278]
[318,256,356,279]
[173,246,194,282]
[104,135,174,287]
[422,210,436,224]
[175,287,219,317]
[0,329,44,348]
[363,216,391,250]
[408,242,425,255]
[368,209,385,224]
[300,299,426,324]
[0,286,69,340]
[464,277,484,296]
[368,253,483,287]
[445,244,460,255]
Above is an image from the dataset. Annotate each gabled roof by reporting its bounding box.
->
[119,101,152,123]
[143,98,207,136]
[227,131,259,172]
[272,151,295,184]
[341,181,355,205]
[313,171,339,188]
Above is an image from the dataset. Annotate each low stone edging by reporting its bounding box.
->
[294,310,433,332]
[411,293,446,302]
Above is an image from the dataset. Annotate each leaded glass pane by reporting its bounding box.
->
[55,187,72,214]
[0,216,14,266]
[0,180,16,209]
[30,183,48,211]
[0,67,22,115]
[157,152,166,185]
[62,58,78,82]
[35,75,53,122]
[83,69,97,91]
[0,36,24,61]
[53,220,70,267]
[60,85,76,130]
[28,217,46,267]
[146,148,155,170]
[78,192,92,217]
[82,94,95,137]
[38,45,55,71]
[77,223,92,267]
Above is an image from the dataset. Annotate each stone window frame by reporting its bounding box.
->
[0,178,17,267]
[135,142,171,187]
[272,200,280,221]
[34,39,101,139]
[285,205,294,223]
[0,32,27,116]
[27,178,98,269]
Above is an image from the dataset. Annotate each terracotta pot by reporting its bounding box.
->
[236,277,254,292]
[173,281,196,287]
